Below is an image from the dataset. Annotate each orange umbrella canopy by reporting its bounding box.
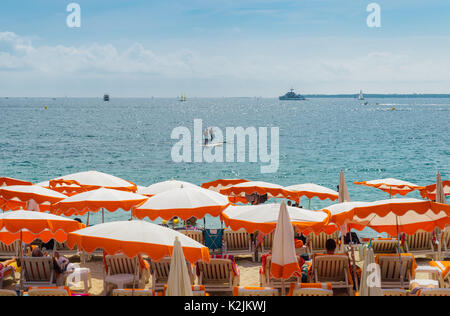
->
[0,185,68,212]
[420,180,450,200]
[48,170,137,196]
[137,180,200,197]
[354,178,424,196]
[220,181,296,200]
[67,220,210,263]
[51,188,149,216]
[0,210,85,245]
[0,177,33,187]
[133,187,230,221]
[285,183,339,202]
[201,179,250,192]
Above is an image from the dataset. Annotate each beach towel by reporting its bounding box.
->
[429,261,450,279]
[204,229,223,251]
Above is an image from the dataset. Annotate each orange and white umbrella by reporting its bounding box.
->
[0,210,85,245]
[221,203,330,234]
[0,185,67,212]
[285,183,338,208]
[319,201,370,234]
[270,201,301,295]
[67,220,210,263]
[220,181,296,200]
[0,177,33,187]
[51,188,149,217]
[137,180,200,197]
[420,176,449,201]
[48,170,137,196]
[133,187,230,221]
[201,179,250,192]
[354,178,424,197]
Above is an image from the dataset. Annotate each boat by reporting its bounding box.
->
[103,94,110,102]
[179,93,187,102]
[358,90,365,100]
[279,88,305,101]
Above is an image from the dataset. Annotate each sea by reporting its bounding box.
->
[0,97,449,238]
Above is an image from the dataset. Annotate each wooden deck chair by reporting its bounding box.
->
[0,241,17,259]
[233,286,278,296]
[28,286,70,296]
[417,288,450,296]
[162,284,209,296]
[371,239,399,254]
[0,289,17,296]
[104,254,147,295]
[197,258,239,293]
[179,230,204,245]
[381,289,408,296]
[55,242,79,257]
[112,289,156,296]
[312,255,353,296]
[256,231,275,261]
[287,283,333,296]
[377,255,414,289]
[21,257,56,288]
[150,257,194,291]
[405,231,437,259]
[0,265,16,288]
[307,232,340,255]
[259,255,301,289]
[223,229,255,261]
[440,228,450,260]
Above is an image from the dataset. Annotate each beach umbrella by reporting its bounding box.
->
[319,201,371,234]
[67,220,210,263]
[420,174,449,202]
[221,203,330,234]
[0,177,33,187]
[133,187,230,221]
[48,170,137,196]
[359,248,382,296]
[285,183,338,208]
[270,201,301,296]
[220,181,296,201]
[338,171,350,203]
[166,237,193,296]
[51,188,149,223]
[137,179,200,197]
[354,178,424,197]
[201,179,250,193]
[0,185,67,212]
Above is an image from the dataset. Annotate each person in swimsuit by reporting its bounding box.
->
[204,129,209,145]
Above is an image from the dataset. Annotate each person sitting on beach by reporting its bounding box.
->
[0,258,17,271]
[287,201,292,206]
[325,238,337,254]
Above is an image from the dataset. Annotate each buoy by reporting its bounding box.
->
[392,107,396,111]
[173,218,179,225]
[162,220,167,224]
[44,106,47,110]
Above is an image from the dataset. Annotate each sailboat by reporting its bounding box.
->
[358,90,364,100]
[179,93,187,102]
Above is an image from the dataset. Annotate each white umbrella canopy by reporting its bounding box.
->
[221,203,330,234]
[354,178,423,197]
[220,181,296,200]
[0,185,68,212]
[48,170,137,195]
[51,188,148,217]
[67,220,210,263]
[140,180,201,197]
[166,237,194,296]
[338,171,350,203]
[285,183,338,201]
[133,187,230,221]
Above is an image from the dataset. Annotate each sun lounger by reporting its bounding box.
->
[0,289,17,296]
[233,286,278,296]
[371,239,399,254]
[28,286,71,296]
[307,232,340,255]
[149,257,194,291]
[162,284,209,296]
[0,241,17,259]
[287,283,333,296]
[417,288,450,296]
[197,258,240,293]
[55,242,79,257]
[381,289,408,296]
[179,230,204,245]
[429,261,450,288]
[0,265,15,288]
[376,254,416,289]
[256,231,275,261]
[112,289,156,296]
[21,257,56,289]
[312,254,353,296]
[104,254,148,295]
[404,231,437,259]
[259,255,301,290]
[223,229,255,261]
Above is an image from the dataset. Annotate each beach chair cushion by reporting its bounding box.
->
[233,286,278,296]
[287,283,333,296]
[28,286,71,296]
[417,288,450,296]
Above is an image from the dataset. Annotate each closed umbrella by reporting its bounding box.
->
[359,248,382,296]
[338,171,350,203]
[435,173,446,204]
[166,237,194,296]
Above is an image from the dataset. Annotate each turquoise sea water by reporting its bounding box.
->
[0,97,449,237]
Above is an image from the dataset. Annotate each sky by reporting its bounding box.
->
[0,0,450,97]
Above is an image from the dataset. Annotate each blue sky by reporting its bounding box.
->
[1,0,450,96]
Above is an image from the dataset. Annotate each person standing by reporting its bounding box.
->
[204,128,209,145]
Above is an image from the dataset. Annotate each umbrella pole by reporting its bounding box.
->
[102,208,105,224]
[308,198,311,209]
[281,279,285,296]
[19,230,24,296]
[87,212,90,226]
[132,256,138,296]
[396,215,404,288]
